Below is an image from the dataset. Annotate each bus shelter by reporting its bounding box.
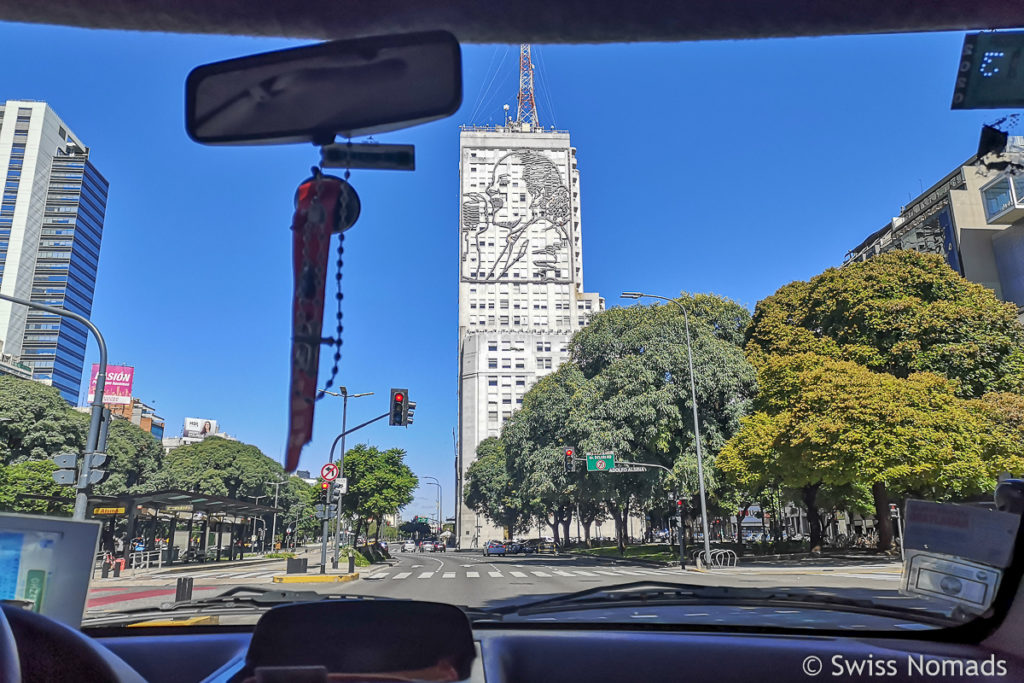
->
[87,489,281,564]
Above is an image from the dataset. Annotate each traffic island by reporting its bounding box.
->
[272,572,360,584]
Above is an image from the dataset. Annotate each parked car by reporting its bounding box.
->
[484,540,506,556]
[520,540,538,554]
[402,540,416,552]
[505,541,521,554]
[434,541,446,553]
[537,541,557,555]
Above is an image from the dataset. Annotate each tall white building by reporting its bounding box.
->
[0,100,108,402]
[456,120,604,548]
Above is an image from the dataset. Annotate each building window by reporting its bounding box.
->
[488,342,497,351]
[488,377,498,386]
[488,359,497,369]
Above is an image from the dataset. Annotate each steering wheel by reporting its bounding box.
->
[0,604,145,683]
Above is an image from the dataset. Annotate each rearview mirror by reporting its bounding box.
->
[185,31,462,145]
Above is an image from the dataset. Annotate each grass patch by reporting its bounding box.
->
[264,552,295,559]
[575,544,678,563]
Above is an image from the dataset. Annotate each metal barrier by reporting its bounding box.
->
[128,550,163,572]
[691,548,738,568]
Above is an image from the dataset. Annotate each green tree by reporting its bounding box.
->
[163,437,283,498]
[719,353,995,550]
[463,438,530,540]
[340,444,417,544]
[745,251,1024,398]
[0,459,74,515]
[0,376,86,465]
[567,294,757,553]
[94,419,166,496]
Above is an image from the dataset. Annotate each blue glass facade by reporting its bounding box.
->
[23,156,108,403]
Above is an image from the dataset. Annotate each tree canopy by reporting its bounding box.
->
[163,436,284,498]
[341,443,417,542]
[745,251,1024,398]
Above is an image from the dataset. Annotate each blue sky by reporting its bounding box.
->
[0,23,1010,518]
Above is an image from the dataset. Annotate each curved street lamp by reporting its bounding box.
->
[621,291,712,566]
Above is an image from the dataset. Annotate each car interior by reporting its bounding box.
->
[2,1,1024,681]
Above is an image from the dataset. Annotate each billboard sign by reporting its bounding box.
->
[87,364,134,405]
[184,417,218,439]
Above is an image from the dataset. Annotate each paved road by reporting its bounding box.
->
[85,551,910,619]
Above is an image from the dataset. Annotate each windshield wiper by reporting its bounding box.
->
[483,581,962,627]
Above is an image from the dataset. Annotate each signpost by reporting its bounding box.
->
[336,477,348,494]
[609,466,648,473]
[321,463,339,481]
[586,454,615,472]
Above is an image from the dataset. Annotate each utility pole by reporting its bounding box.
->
[515,44,539,128]
[268,479,286,552]
[321,388,372,568]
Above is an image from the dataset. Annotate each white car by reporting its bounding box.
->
[402,541,416,552]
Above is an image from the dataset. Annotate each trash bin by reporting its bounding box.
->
[286,557,308,574]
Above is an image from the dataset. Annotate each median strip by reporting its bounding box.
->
[272,573,360,584]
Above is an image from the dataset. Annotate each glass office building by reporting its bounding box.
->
[0,100,108,402]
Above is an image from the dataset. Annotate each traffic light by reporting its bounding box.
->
[563,448,576,473]
[320,481,330,503]
[330,485,342,504]
[389,388,409,426]
[406,399,416,426]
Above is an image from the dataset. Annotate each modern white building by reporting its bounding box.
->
[0,100,108,402]
[845,137,1024,323]
[456,120,604,548]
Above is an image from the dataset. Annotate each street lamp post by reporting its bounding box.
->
[0,293,109,520]
[424,477,442,537]
[621,292,713,567]
[322,388,373,569]
[268,479,286,552]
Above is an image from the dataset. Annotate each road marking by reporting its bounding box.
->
[553,570,574,576]
[461,564,474,568]
[417,572,434,579]
[510,571,527,578]
[467,571,479,578]
[591,570,619,576]
[613,569,643,575]
[412,564,423,568]
[489,571,503,578]
[633,569,666,575]
[531,571,551,577]
[392,572,411,580]
[443,572,456,579]
[572,570,598,576]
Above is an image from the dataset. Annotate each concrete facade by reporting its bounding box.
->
[845,139,1024,323]
[456,122,603,548]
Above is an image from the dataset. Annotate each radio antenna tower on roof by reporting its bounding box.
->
[515,44,539,128]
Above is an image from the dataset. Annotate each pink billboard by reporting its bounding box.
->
[88,364,134,405]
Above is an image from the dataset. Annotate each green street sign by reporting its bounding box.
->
[586,453,615,472]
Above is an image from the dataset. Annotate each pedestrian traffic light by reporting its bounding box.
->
[389,388,409,426]
[564,448,576,473]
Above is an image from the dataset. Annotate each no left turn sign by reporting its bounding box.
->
[321,463,339,481]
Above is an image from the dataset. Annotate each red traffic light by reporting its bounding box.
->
[565,448,574,457]
[321,482,330,490]
[676,500,683,507]
[395,393,404,402]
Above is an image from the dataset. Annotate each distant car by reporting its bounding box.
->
[537,541,557,555]
[402,540,416,552]
[484,540,506,556]
[505,541,521,554]
[434,541,446,553]
[520,541,537,555]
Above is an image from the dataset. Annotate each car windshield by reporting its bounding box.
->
[0,22,1022,632]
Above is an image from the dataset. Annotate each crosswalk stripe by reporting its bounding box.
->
[392,572,411,580]
[489,571,503,578]
[613,569,643,575]
[418,572,434,579]
[553,570,574,576]
[510,571,527,578]
[633,569,665,575]
[442,572,456,579]
[531,571,551,577]
[572,570,597,576]
[467,572,479,578]
[592,570,619,576]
